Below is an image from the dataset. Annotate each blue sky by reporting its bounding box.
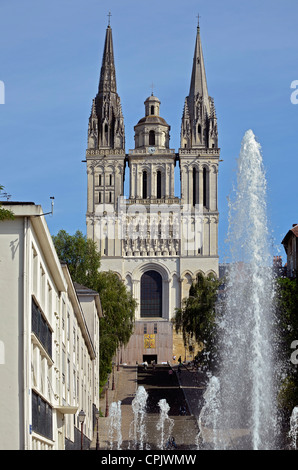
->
[0,0,297,263]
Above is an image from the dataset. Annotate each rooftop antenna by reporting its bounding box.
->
[34,196,55,217]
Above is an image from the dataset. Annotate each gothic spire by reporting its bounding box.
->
[87,21,125,151]
[98,24,117,94]
[188,21,209,116]
[180,20,218,149]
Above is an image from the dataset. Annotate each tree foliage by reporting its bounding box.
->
[0,185,14,221]
[173,272,220,370]
[52,230,101,290]
[53,229,136,389]
[275,276,298,415]
[98,271,136,387]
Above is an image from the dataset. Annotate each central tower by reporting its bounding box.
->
[86,19,220,364]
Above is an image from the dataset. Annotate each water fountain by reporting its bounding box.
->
[156,398,174,450]
[108,401,122,450]
[197,376,222,449]
[198,129,279,450]
[129,385,148,449]
[289,406,298,450]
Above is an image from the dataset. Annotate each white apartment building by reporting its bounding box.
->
[0,202,102,450]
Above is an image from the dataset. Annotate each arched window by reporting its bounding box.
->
[193,167,197,206]
[157,170,162,199]
[198,124,201,134]
[151,105,155,115]
[149,130,155,145]
[142,171,147,199]
[141,271,162,318]
[104,123,109,145]
[203,167,208,207]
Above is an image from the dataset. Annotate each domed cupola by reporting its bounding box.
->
[134,94,170,150]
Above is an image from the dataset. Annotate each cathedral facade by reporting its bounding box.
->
[85,21,220,364]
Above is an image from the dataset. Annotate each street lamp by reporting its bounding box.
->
[78,409,86,450]
[95,408,100,450]
[105,388,109,417]
[112,362,115,390]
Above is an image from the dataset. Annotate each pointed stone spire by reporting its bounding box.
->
[188,20,209,117]
[87,21,125,151]
[180,20,218,149]
[98,25,117,94]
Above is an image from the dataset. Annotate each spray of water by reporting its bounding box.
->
[199,130,279,450]
[108,401,122,450]
[289,406,298,449]
[156,398,174,450]
[129,386,148,449]
[197,376,221,449]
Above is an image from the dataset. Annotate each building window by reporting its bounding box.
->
[151,105,154,115]
[193,167,197,206]
[144,324,147,334]
[99,175,102,186]
[149,130,155,145]
[141,270,162,318]
[32,390,53,440]
[109,174,112,186]
[203,167,207,207]
[142,171,147,199]
[154,323,158,334]
[157,171,162,199]
[32,298,52,358]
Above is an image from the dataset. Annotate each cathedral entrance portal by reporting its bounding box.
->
[143,354,157,365]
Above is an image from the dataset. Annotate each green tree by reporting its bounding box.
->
[0,185,14,221]
[98,271,136,388]
[276,276,298,415]
[52,229,136,389]
[52,230,101,291]
[173,272,220,371]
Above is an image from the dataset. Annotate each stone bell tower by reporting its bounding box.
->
[86,23,126,256]
[179,19,220,259]
[128,93,176,202]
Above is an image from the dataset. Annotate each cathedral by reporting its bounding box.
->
[85,19,220,364]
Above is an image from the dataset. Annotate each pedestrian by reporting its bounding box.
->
[166,436,177,449]
[178,356,182,364]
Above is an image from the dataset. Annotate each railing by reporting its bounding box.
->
[31,433,54,450]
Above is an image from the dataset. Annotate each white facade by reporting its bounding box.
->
[86,22,220,364]
[0,203,102,450]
